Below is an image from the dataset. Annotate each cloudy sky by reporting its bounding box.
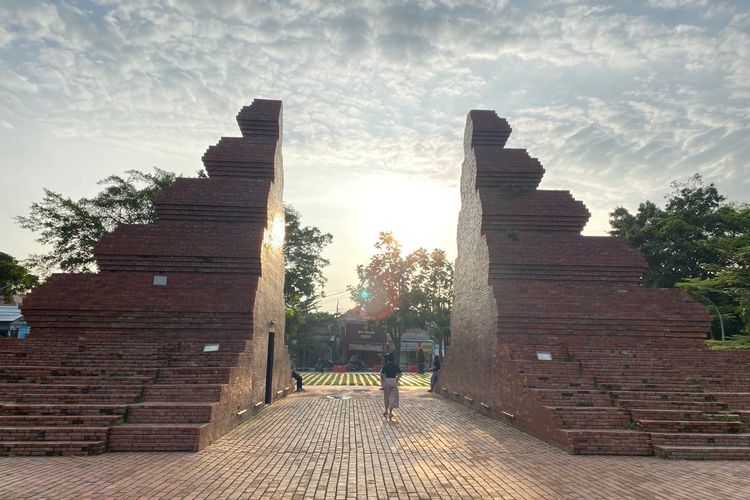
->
[1,0,748,312]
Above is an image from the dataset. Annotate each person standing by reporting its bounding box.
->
[291,356,303,391]
[428,354,441,393]
[416,345,425,374]
[380,354,401,420]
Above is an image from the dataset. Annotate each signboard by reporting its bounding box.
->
[17,324,30,339]
[401,341,433,352]
[347,343,382,352]
[536,351,552,361]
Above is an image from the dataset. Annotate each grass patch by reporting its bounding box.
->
[706,336,750,350]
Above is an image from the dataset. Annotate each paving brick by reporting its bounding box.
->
[0,388,748,498]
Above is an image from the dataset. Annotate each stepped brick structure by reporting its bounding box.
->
[0,99,291,456]
[440,109,750,460]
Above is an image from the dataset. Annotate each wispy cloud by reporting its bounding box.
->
[1,0,747,309]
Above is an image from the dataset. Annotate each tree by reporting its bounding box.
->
[285,310,338,366]
[351,232,453,362]
[0,253,39,303]
[610,174,750,337]
[679,236,750,337]
[16,168,176,276]
[17,169,336,355]
[283,205,333,313]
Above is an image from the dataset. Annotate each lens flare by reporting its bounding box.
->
[264,214,285,249]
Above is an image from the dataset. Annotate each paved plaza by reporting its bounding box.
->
[0,386,748,499]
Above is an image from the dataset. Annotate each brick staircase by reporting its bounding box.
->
[0,333,256,455]
[0,99,291,456]
[506,338,750,459]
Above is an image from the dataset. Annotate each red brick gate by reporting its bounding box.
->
[439,109,750,459]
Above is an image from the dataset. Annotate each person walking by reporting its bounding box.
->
[416,345,425,374]
[428,354,441,392]
[291,356,303,391]
[380,354,401,420]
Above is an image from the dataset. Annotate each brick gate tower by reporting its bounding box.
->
[439,109,750,459]
[0,99,290,455]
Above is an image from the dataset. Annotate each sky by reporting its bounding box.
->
[1,0,748,313]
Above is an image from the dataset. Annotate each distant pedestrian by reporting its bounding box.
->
[416,345,425,374]
[428,354,441,392]
[380,354,401,420]
[291,356,303,391]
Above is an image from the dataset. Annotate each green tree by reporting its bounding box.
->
[16,168,176,276]
[0,253,39,303]
[286,310,338,366]
[351,232,453,362]
[610,174,750,337]
[283,205,333,313]
[679,236,750,337]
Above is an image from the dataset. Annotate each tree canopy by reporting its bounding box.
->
[16,168,176,276]
[609,174,750,337]
[283,204,333,313]
[351,232,453,360]
[0,253,39,303]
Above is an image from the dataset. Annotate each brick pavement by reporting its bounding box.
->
[0,387,748,499]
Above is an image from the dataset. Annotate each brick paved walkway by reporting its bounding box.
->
[1,387,748,499]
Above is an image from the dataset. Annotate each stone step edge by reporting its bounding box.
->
[654,445,750,459]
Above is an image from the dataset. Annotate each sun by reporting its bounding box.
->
[361,173,459,255]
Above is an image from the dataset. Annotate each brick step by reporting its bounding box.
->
[35,376,152,385]
[107,423,209,452]
[126,403,215,424]
[0,415,122,427]
[527,381,596,390]
[517,363,581,375]
[559,429,652,456]
[0,384,142,395]
[524,374,594,387]
[631,409,740,421]
[595,376,694,385]
[638,419,747,433]
[705,392,750,408]
[583,365,675,371]
[0,440,106,456]
[0,366,158,378]
[546,406,630,429]
[155,368,232,384]
[617,399,729,411]
[0,426,109,441]
[599,383,702,392]
[0,403,127,416]
[141,384,223,402]
[611,391,713,402]
[14,393,141,404]
[650,432,750,447]
[654,445,750,460]
[533,389,612,407]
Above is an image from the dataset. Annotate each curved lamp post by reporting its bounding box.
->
[687,291,725,342]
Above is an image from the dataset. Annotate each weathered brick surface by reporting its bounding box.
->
[0,99,291,455]
[440,109,750,459]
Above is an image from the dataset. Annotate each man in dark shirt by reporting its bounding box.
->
[428,354,441,392]
[291,356,303,391]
